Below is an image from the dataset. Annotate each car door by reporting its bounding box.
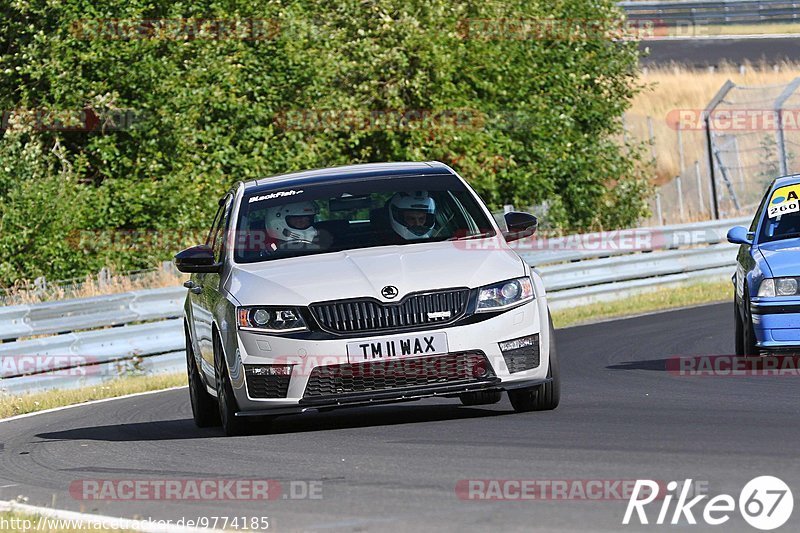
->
[193,195,232,378]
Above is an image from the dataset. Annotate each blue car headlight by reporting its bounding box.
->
[476,277,534,313]
[757,278,800,297]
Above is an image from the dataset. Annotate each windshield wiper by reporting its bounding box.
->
[768,232,800,242]
[446,232,495,241]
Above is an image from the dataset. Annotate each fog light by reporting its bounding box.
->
[499,334,541,374]
[499,335,537,352]
[246,365,291,376]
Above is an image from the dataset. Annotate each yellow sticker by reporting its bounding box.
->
[768,184,800,218]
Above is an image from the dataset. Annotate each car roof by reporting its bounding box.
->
[770,174,800,190]
[242,161,454,193]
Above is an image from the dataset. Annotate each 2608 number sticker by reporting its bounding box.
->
[768,200,800,218]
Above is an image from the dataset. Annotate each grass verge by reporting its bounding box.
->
[551,279,731,329]
[0,373,185,420]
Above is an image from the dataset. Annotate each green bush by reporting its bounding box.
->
[0,0,649,285]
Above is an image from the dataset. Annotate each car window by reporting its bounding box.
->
[233,174,497,263]
[758,182,800,243]
[750,189,769,234]
[205,202,224,248]
[211,195,233,262]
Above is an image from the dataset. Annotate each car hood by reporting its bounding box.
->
[226,239,526,306]
[758,238,800,278]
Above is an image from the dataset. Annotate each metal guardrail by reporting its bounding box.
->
[0,286,185,342]
[619,0,800,25]
[0,217,747,394]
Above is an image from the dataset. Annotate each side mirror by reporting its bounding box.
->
[174,244,221,273]
[503,212,538,242]
[727,226,753,246]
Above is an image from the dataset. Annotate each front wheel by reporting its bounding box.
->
[508,316,560,412]
[186,326,219,428]
[738,290,758,357]
[214,333,250,436]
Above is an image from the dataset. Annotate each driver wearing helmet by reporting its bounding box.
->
[389,191,436,240]
[264,201,319,250]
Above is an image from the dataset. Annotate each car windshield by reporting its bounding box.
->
[759,182,800,243]
[233,174,497,263]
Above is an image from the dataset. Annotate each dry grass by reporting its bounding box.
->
[551,279,731,329]
[0,267,186,306]
[0,373,185,419]
[628,61,800,185]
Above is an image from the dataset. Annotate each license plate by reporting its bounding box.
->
[347,332,448,362]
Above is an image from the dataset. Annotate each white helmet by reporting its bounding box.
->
[264,201,319,243]
[389,191,436,239]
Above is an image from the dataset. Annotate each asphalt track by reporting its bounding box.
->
[2,302,800,532]
[640,36,800,65]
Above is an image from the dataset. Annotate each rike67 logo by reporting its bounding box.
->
[623,477,793,530]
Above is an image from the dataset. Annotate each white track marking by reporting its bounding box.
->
[0,386,187,425]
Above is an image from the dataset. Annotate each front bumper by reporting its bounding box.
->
[750,298,800,349]
[227,298,547,413]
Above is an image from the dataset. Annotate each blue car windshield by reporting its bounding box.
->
[760,183,800,243]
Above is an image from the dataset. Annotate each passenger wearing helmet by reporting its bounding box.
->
[264,201,319,249]
[389,191,436,240]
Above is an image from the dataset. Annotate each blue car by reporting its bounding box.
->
[728,175,800,356]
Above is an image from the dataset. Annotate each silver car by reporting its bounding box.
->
[176,162,559,435]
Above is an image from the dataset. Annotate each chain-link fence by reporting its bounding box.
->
[705,77,800,218]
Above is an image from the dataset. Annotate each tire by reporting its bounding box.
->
[741,289,759,357]
[186,326,220,428]
[508,316,560,412]
[734,299,745,357]
[459,390,502,406]
[213,333,250,436]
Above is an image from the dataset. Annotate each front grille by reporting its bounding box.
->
[501,334,540,373]
[303,352,493,398]
[245,367,291,399]
[309,288,470,334]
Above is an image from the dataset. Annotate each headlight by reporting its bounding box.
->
[757,278,800,297]
[237,307,308,333]
[476,277,534,313]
